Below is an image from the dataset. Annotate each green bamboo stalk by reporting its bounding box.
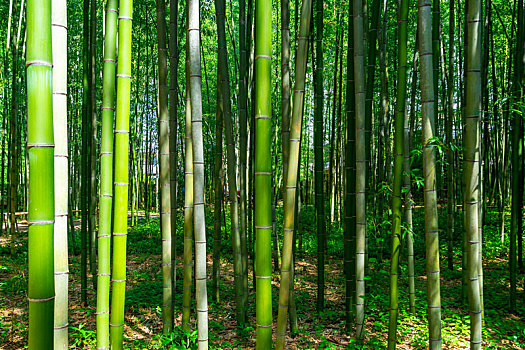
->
[446,0,455,272]
[215,0,245,324]
[188,0,209,345]
[88,0,97,292]
[344,0,356,331]
[461,0,469,304]
[80,0,89,306]
[52,0,68,347]
[510,0,524,313]
[156,0,173,334]
[431,0,440,134]
[464,0,483,345]
[282,0,291,192]
[27,0,54,347]
[405,43,418,315]
[387,0,409,346]
[314,0,326,313]
[354,0,366,340]
[275,0,312,346]
[212,75,223,303]
[109,0,133,347]
[254,0,273,345]
[182,33,194,331]
[168,0,179,310]
[418,0,442,347]
[8,0,24,258]
[364,0,380,195]
[96,1,117,347]
[239,0,250,320]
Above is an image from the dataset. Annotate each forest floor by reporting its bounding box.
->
[1,205,525,349]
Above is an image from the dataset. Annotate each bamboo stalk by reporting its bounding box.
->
[27,0,54,347]
[275,0,312,346]
[109,0,133,347]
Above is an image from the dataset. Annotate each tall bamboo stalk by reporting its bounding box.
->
[96,1,117,346]
[446,0,455,272]
[354,0,367,340]
[365,0,380,201]
[510,0,524,312]
[109,0,133,347]
[405,42,418,315]
[80,0,90,306]
[182,31,194,331]
[27,0,54,347]
[254,0,273,345]
[188,0,209,344]
[387,0,408,345]
[275,0,312,346]
[464,0,483,345]
[212,76,223,302]
[282,0,291,192]
[156,0,173,334]
[52,0,68,347]
[89,0,97,292]
[314,0,326,312]
[344,0,356,331]
[168,0,179,309]
[418,0,442,347]
[215,0,245,324]
[239,0,250,321]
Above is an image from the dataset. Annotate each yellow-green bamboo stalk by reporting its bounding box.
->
[275,0,312,347]
[182,22,194,333]
[255,0,273,346]
[96,0,117,347]
[109,0,133,348]
[27,0,54,348]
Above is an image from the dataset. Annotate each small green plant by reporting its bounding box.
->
[70,323,96,348]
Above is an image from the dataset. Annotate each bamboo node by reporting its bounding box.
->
[28,220,54,226]
[118,16,133,20]
[26,60,53,67]
[54,323,69,330]
[27,143,54,148]
[28,296,55,302]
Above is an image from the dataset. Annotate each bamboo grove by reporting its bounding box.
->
[0,0,524,347]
